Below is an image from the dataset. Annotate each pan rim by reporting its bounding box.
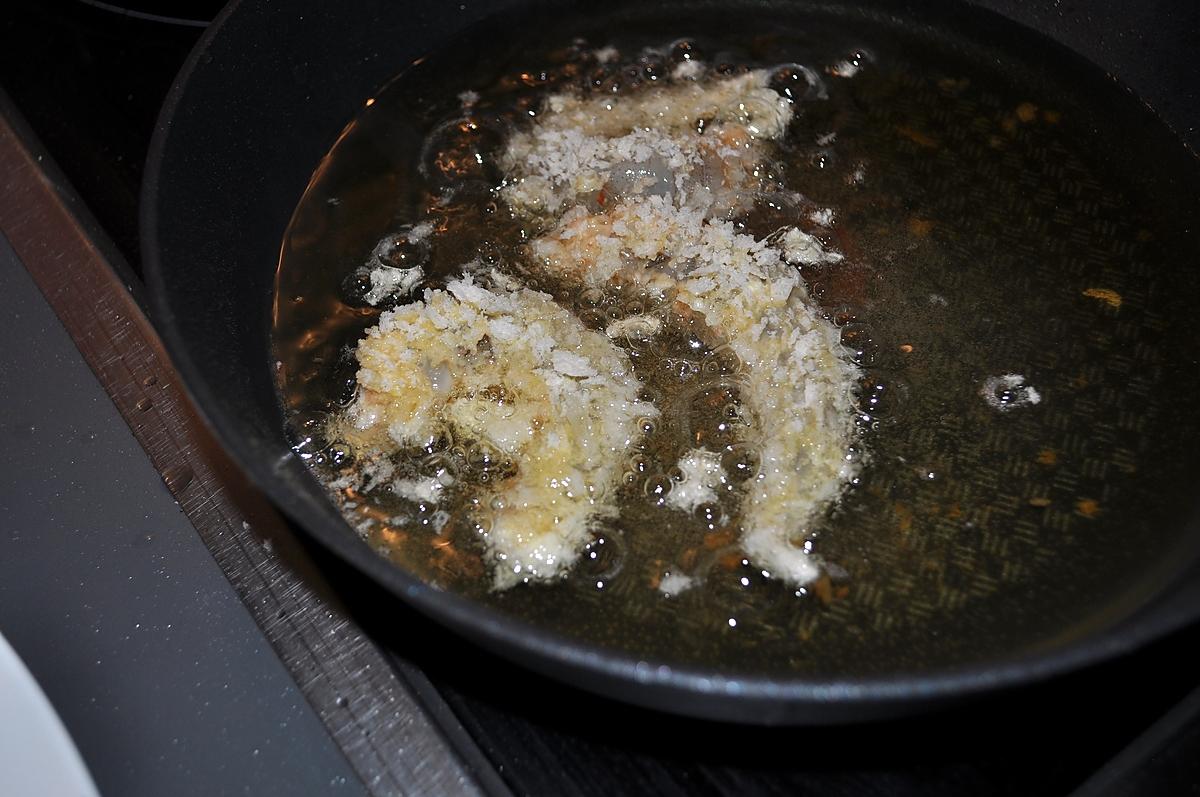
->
[140,0,1200,724]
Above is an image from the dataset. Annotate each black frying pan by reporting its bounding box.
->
[142,0,1200,724]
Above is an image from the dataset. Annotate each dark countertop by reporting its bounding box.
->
[0,231,364,795]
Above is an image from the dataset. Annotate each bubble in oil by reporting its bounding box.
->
[678,379,751,449]
[576,287,608,308]
[330,348,360,406]
[713,58,751,77]
[669,39,699,64]
[721,443,761,483]
[644,474,673,502]
[668,358,701,381]
[701,557,789,627]
[829,305,862,327]
[694,502,722,528]
[859,377,902,418]
[578,308,607,328]
[289,411,329,460]
[477,240,504,266]
[420,118,505,185]
[340,268,374,307]
[326,441,356,470]
[769,63,825,103]
[840,322,878,366]
[374,228,429,270]
[416,453,448,478]
[808,149,836,171]
[576,531,626,583]
[635,51,668,82]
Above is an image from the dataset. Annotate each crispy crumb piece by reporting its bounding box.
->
[1082,288,1122,309]
[1015,102,1038,123]
[1036,448,1058,466]
[658,571,696,596]
[981,374,1041,412]
[664,448,725,513]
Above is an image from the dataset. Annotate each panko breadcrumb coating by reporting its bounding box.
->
[501,71,792,220]
[339,56,859,590]
[339,273,656,588]
[507,67,860,585]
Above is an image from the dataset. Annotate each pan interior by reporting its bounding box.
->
[272,0,1200,679]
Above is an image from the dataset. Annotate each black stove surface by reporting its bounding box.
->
[4,3,1199,795]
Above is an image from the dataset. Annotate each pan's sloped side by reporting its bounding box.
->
[142,0,1200,724]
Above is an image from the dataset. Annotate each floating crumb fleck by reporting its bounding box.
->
[393,475,451,505]
[605,313,662,341]
[671,59,704,81]
[664,448,725,513]
[936,76,970,94]
[1015,102,1038,123]
[1075,498,1101,518]
[1083,287,1122,309]
[908,217,934,237]
[363,222,435,306]
[1036,448,1058,465]
[780,227,844,265]
[827,58,863,79]
[896,125,938,148]
[658,571,695,596]
[593,45,619,64]
[810,573,834,604]
[808,207,836,226]
[981,374,1041,412]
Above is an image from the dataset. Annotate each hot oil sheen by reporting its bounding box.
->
[273,4,1200,677]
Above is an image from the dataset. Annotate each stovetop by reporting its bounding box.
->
[3,3,1200,795]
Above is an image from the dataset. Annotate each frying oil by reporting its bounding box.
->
[274,3,1200,677]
